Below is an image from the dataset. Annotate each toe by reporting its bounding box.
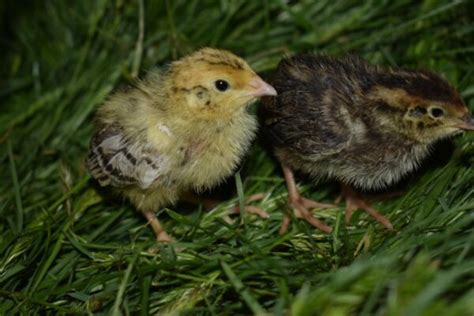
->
[244,205,270,218]
[279,215,291,235]
[157,231,173,243]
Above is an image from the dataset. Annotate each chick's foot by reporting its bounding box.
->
[341,185,394,230]
[280,164,333,235]
[143,210,173,242]
[182,191,269,219]
[233,193,269,218]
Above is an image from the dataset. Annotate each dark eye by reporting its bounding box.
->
[215,80,229,92]
[430,107,445,118]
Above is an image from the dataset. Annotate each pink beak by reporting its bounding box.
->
[247,76,277,97]
[456,113,474,131]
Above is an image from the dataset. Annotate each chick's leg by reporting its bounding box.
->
[340,185,393,230]
[181,191,269,218]
[280,164,333,234]
[142,210,173,242]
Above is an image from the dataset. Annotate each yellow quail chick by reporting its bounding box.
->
[87,48,277,242]
[261,54,474,234]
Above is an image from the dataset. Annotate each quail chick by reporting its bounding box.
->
[261,54,474,233]
[87,48,277,242]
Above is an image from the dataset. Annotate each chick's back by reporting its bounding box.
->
[261,54,364,159]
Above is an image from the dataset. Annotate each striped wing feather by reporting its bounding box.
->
[87,127,167,190]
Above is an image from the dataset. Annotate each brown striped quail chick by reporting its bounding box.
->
[87,48,277,242]
[261,54,474,234]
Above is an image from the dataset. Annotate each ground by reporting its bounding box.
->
[1,1,473,315]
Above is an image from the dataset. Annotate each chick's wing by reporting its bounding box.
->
[87,126,169,190]
[262,89,351,160]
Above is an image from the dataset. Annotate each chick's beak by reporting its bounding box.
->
[247,76,277,97]
[456,113,474,131]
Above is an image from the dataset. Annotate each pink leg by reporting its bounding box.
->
[143,210,173,242]
[341,185,394,230]
[280,164,333,234]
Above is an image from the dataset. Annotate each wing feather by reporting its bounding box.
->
[87,127,168,189]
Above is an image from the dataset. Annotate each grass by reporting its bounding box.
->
[1,0,473,314]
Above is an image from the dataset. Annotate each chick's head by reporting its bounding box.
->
[370,70,474,144]
[168,48,276,119]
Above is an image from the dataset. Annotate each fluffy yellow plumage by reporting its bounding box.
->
[87,48,277,241]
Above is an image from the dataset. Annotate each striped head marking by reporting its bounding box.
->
[169,48,276,118]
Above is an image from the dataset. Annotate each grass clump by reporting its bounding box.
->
[1,1,473,314]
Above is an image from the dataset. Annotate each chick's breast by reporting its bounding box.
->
[174,113,257,191]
